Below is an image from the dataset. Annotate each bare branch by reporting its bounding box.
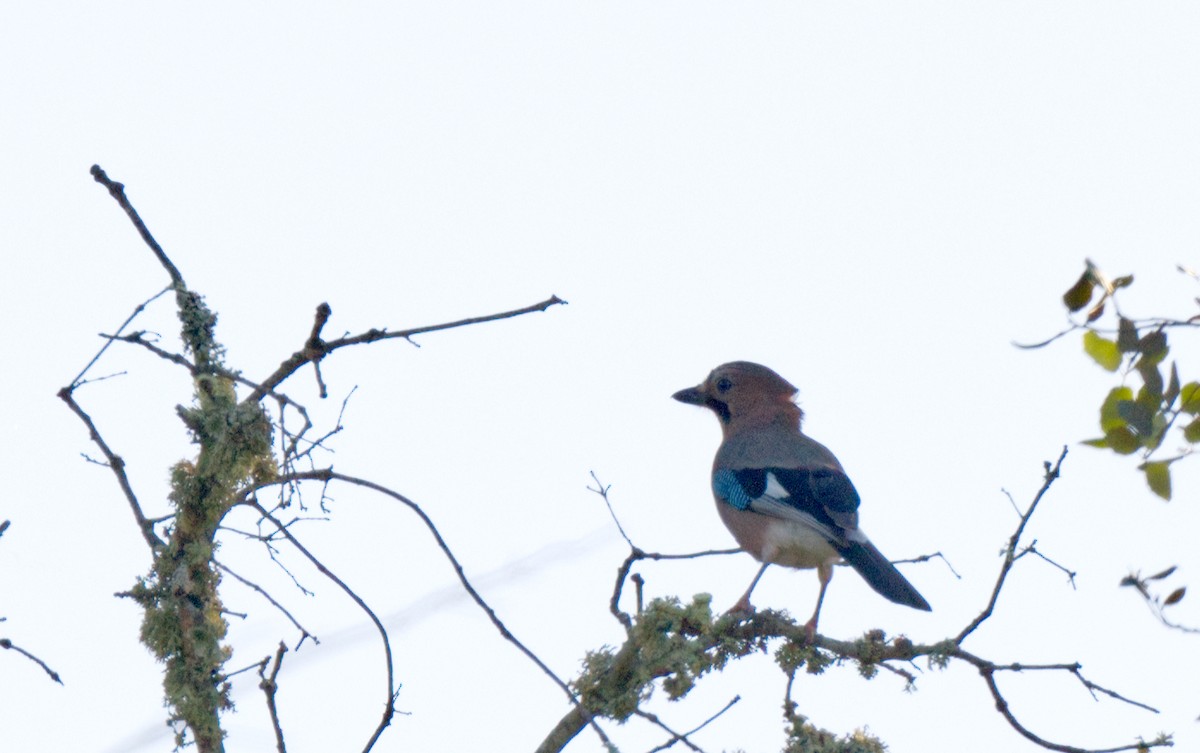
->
[888,550,962,579]
[976,666,1161,753]
[90,165,184,286]
[246,499,396,753]
[588,471,634,548]
[215,560,319,649]
[69,287,172,389]
[259,642,289,753]
[0,638,63,684]
[56,387,163,550]
[1015,540,1078,588]
[242,469,613,750]
[1013,324,1082,350]
[588,475,742,629]
[246,296,567,404]
[638,695,739,753]
[609,546,743,630]
[957,446,1069,644]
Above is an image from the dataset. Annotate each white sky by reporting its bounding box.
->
[3,3,1200,752]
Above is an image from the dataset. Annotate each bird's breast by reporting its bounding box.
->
[716,501,840,569]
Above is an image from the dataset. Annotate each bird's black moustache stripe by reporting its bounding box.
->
[706,397,731,423]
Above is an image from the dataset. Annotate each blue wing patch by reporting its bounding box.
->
[713,468,754,510]
[712,466,858,543]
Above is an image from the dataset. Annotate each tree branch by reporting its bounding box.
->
[215,560,319,649]
[245,297,567,404]
[246,499,397,753]
[241,469,613,749]
[56,387,163,550]
[90,165,184,286]
[0,638,63,684]
[259,642,289,753]
[957,446,1069,643]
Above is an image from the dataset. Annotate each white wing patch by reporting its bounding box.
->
[764,471,790,499]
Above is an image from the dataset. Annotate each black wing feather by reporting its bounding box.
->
[729,467,931,611]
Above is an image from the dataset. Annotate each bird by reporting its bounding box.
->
[672,361,930,636]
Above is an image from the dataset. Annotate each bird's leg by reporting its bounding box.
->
[728,562,770,614]
[804,563,833,640]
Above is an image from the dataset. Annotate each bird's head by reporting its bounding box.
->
[672,361,802,433]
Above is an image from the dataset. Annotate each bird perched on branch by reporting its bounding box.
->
[673,361,930,636]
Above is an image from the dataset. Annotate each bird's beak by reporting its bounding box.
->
[672,385,707,405]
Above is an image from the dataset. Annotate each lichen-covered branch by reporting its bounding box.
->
[547,452,1171,753]
[68,166,568,752]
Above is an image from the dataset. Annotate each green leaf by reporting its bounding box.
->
[1083,331,1122,371]
[1137,361,1164,403]
[1100,386,1135,432]
[1165,363,1181,408]
[1082,437,1110,448]
[1106,426,1141,455]
[1184,417,1200,443]
[1116,318,1139,352]
[1111,274,1135,290]
[1117,400,1154,436]
[1063,271,1095,312]
[1181,382,1200,413]
[1143,461,1172,500]
[1147,412,1168,450]
[1138,330,1169,365]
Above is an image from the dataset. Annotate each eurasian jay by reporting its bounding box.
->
[673,361,930,635]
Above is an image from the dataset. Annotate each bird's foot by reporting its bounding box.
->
[725,597,756,616]
[803,617,819,642]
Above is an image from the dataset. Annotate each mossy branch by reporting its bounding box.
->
[70,165,568,752]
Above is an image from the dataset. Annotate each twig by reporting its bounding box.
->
[259,642,289,753]
[636,710,706,752]
[0,638,63,684]
[90,165,183,286]
[588,472,633,548]
[246,296,567,404]
[977,666,1160,753]
[610,547,743,631]
[242,469,613,750]
[56,387,163,550]
[1014,540,1077,588]
[68,287,172,389]
[215,561,319,649]
[1013,324,1082,350]
[639,695,740,753]
[247,500,395,753]
[888,550,962,579]
[307,303,331,399]
[957,447,1069,644]
[589,473,742,629]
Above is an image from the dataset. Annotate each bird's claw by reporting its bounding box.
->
[725,598,756,616]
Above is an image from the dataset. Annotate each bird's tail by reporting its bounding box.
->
[839,539,931,611]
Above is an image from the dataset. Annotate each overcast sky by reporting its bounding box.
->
[3,3,1200,752]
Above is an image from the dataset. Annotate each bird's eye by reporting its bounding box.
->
[716,377,733,393]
